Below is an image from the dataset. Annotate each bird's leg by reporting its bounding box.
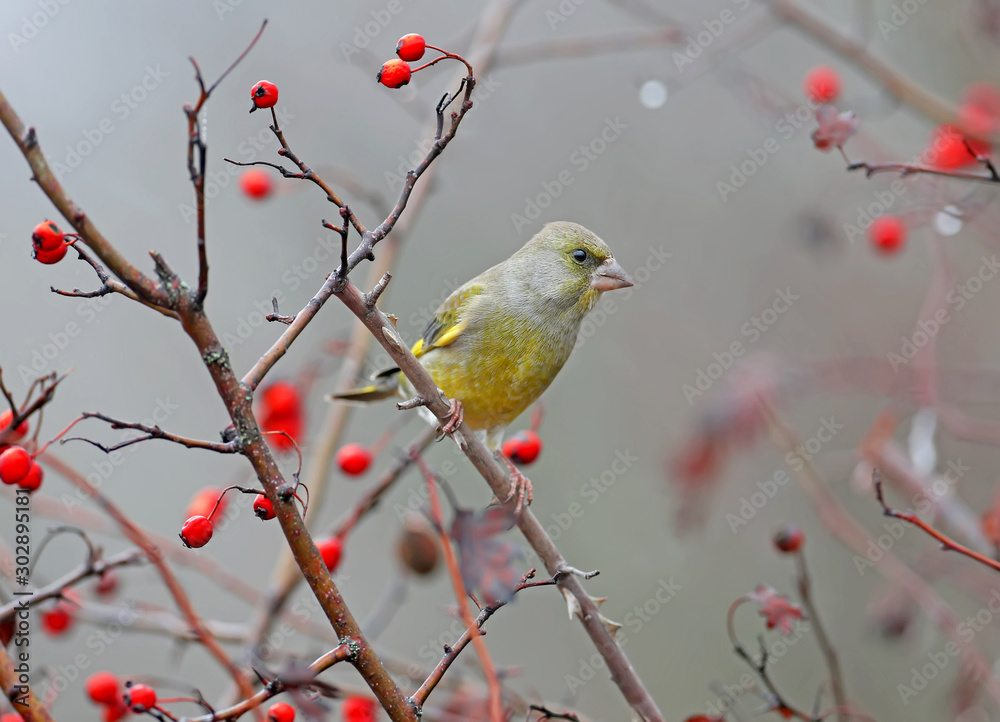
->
[435,398,464,441]
[499,454,534,515]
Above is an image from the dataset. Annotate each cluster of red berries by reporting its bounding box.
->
[376,34,465,90]
[0,411,43,492]
[258,381,304,453]
[84,671,130,720]
[31,220,73,264]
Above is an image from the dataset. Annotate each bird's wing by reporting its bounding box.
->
[412,282,485,358]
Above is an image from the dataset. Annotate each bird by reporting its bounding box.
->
[333,221,634,511]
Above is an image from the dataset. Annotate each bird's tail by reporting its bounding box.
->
[329,367,402,403]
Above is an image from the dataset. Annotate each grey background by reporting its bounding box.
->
[3,0,1000,720]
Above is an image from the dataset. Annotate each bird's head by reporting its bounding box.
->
[518,221,634,314]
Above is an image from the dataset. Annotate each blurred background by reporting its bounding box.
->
[4,0,1000,720]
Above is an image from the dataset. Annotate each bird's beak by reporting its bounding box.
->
[591,257,634,292]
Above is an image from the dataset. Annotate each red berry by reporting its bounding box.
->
[928,124,990,169]
[180,515,214,548]
[240,168,273,200]
[186,486,225,520]
[0,446,32,485]
[803,66,841,104]
[261,382,301,417]
[17,462,43,492]
[336,443,372,476]
[773,524,805,553]
[1,714,25,722]
[377,59,411,89]
[262,414,302,452]
[317,536,343,572]
[395,34,426,62]
[254,494,276,520]
[40,606,73,636]
[86,671,121,705]
[34,242,68,264]
[342,696,377,722]
[868,215,907,256]
[0,410,29,440]
[125,683,157,712]
[32,220,64,252]
[502,430,542,465]
[267,701,296,722]
[250,80,279,112]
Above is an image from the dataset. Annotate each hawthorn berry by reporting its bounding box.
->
[395,33,426,62]
[928,124,989,169]
[267,701,296,722]
[0,446,32,485]
[773,524,805,554]
[85,671,121,705]
[0,714,25,722]
[254,494,276,520]
[341,696,377,722]
[180,515,214,548]
[502,430,542,465]
[40,605,73,636]
[803,66,841,104]
[102,704,129,722]
[377,59,411,89]
[32,220,64,251]
[0,409,28,440]
[124,683,157,712]
[17,462,43,492]
[250,80,279,113]
[868,215,907,256]
[186,486,225,520]
[260,381,301,417]
[317,536,343,572]
[34,242,69,265]
[240,168,273,200]
[336,443,372,476]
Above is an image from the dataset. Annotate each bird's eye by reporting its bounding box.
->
[571,249,588,263]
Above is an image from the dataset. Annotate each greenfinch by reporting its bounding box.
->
[334,221,634,507]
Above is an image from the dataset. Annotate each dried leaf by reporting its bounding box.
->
[451,505,521,605]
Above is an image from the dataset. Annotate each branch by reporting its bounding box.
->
[61,411,239,454]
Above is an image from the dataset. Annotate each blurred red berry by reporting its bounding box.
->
[32,220,64,252]
[773,524,805,553]
[502,430,542,464]
[186,486,225,520]
[250,80,279,112]
[262,414,302,452]
[102,703,128,722]
[254,494,276,520]
[40,606,73,636]
[267,702,296,722]
[240,168,273,200]
[336,443,372,476]
[959,82,1000,137]
[317,536,343,572]
[95,569,119,598]
[34,242,68,264]
[0,410,28,440]
[17,461,43,492]
[86,671,121,705]
[395,34,426,62]
[260,382,301,417]
[342,696,377,722]
[180,515,214,548]
[124,683,157,712]
[377,59,411,88]
[927,124,990,169]
[868,215,907,256]
[1,714,25,722]
[0,446,32,485]
[803,65,841,104]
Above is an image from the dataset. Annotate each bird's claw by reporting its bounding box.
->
[435,398,464,441]
[503,460,534,516]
